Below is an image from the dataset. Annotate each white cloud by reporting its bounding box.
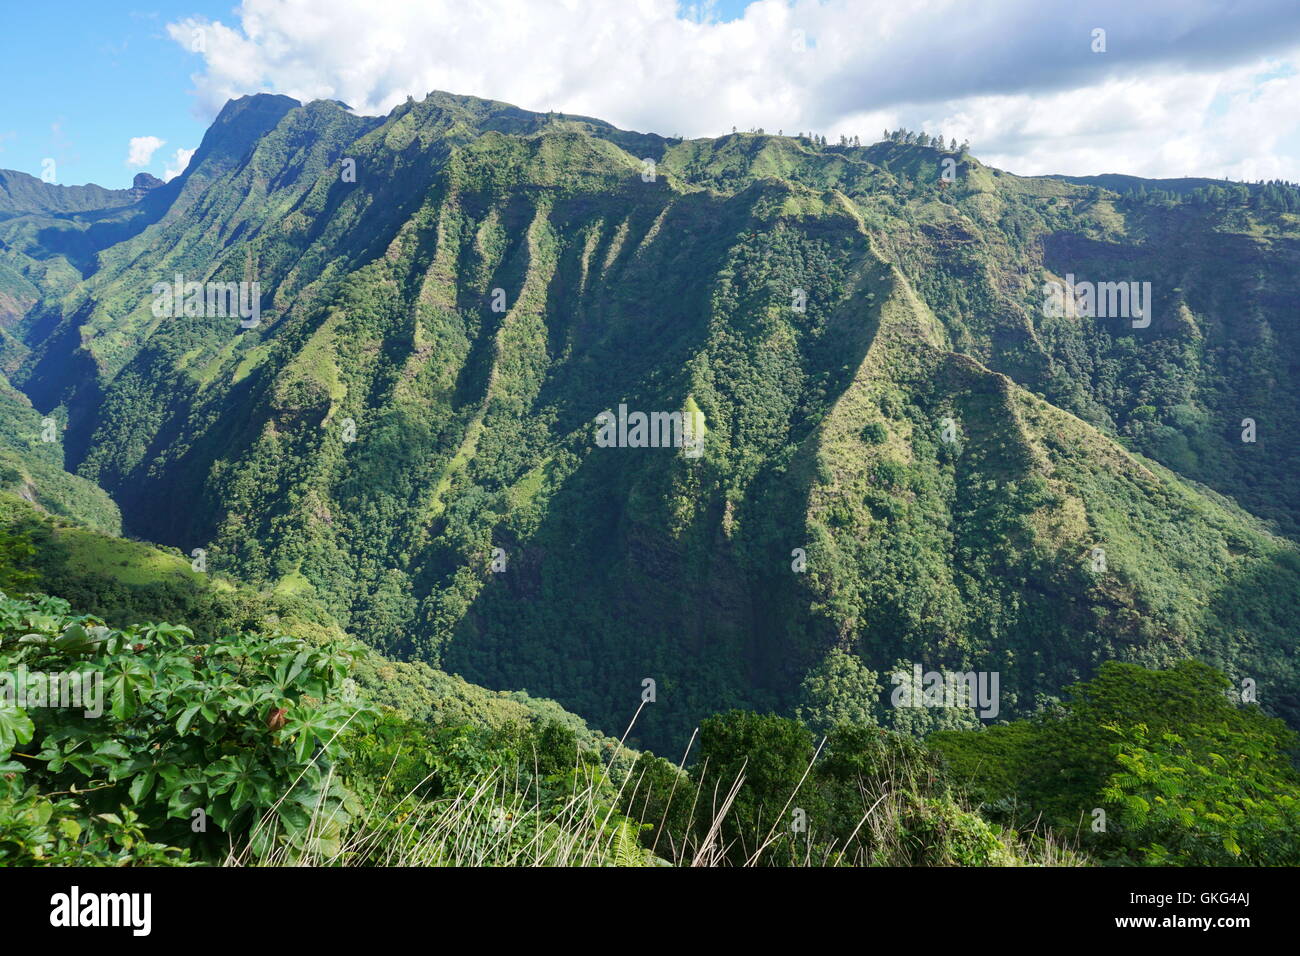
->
[126,135,166,168]
[164,0,1300,180]
[163,147,196,182]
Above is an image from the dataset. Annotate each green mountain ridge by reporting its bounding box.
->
[3,91,1298,751]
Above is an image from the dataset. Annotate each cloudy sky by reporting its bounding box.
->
[4,0,1300,188]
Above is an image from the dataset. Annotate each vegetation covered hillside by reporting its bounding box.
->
[4,498,1295,866]
[0,491,1095,867]
[4,93,1299,753]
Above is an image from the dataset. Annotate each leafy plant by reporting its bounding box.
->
[0,590,376,863]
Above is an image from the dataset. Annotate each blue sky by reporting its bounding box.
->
[0,1,754,188]
[0,3,233,187]
[4,0,1300,188]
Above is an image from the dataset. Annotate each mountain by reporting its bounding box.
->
[0,169,143,220]
[4,92,1299,751]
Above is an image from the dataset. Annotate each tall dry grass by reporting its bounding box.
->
[225,706,1087,867]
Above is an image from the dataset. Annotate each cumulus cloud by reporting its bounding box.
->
[126,135,166,168]
[162,147,196,182]
[164,0,1300,179]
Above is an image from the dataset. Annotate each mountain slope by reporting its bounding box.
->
[0,371,120,533]
[5,92,1298,749]
[0,488,606,744]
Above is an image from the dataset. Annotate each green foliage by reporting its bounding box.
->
[694,711,822,864]
[625,712,1052,867]
[339,708,651,867]
[0,589,375,863]
[0,380,121,535]
[795,648,881,732]
[932,660,1300,865]
[859,421,888,444]
[1102,723,1300,865]
[0,784,186,865]
[6,89,1300,785]
[0,519,37,595]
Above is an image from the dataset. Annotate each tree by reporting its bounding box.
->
[795,648,881,733]
[931,660,1300,865]
[1103,723,1300,865]
[694,711,821,864]
[0,522,37,595]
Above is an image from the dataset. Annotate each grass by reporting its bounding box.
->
[272,570,316,598]
[57,526,204,587]
[230,754,1088,868]
[226,707,1088,868]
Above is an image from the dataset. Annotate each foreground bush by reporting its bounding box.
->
[0,590,373,864]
